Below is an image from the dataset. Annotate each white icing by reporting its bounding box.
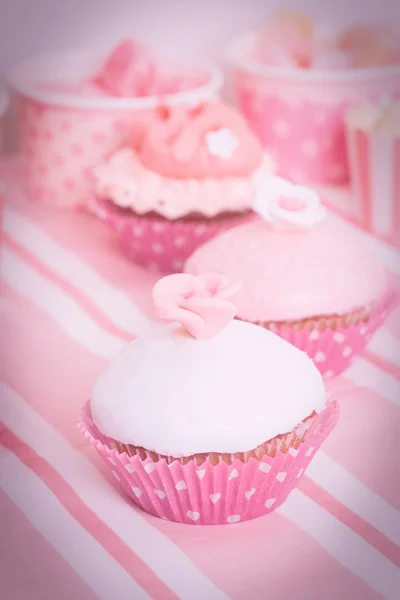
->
[253,176,327,231]
[91,320,326,457]
[205,128,239,159]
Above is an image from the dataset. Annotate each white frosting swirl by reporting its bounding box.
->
[91,320,326,457]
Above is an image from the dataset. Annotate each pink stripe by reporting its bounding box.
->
[4,234,132,343]
[0,488,99,600]
[1,426,179,600]
[362,348,400,380]
[148,507,382,600]
[5,178,159,314]
[394,138,400,242]
[1,283,398,578]
[298,476,400,566]
[324,376,400,510]
[0,288,179,600]
[355,129,372,230]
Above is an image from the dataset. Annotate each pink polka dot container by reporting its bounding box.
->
[7,47,222,209]
[78,397,339,525]
[226,32,400,185]
[88,196,257,273]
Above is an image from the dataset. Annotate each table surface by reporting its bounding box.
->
[1,157,400,600]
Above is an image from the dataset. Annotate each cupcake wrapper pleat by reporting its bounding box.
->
[78,399,339,525]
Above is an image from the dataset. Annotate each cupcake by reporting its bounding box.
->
[89,101,270,273]
[78,272,339,525]
[185,177,398,379]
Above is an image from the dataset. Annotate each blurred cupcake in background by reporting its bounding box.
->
[185,177,398,379]
[78,272,339,525]
[90,101,271,272]
[9,39,222,209]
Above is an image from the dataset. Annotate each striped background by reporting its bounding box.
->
[1,157,400,600]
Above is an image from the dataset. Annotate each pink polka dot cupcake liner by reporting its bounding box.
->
[78,398,339,525]
[255,290,399,380]
[88,196,257,273]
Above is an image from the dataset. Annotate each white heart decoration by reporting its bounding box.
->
[228,469,239,481]
[187,510,200,521]
[196,469,206,479]
[144,463,156,474]
[253,176,327,231]
[276,472,287,483]
[132,487,142,497]
[333,332,345,343]
[154,489,166,499]
[175,480,187,491]
[265,498,276,509]
[245,488,256,500]
[209,493,222,504]
[315,351,326,363]
[259,462,271,473]
[227,514,241,524]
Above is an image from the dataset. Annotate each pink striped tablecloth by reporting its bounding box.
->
[1,157,400,600]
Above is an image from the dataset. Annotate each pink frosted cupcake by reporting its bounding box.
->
[185,177,398,379]
[78,273,338,525]
[90,101,270,273]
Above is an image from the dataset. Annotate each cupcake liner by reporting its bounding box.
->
[88,196,257,273]
[254,290,398,380]
[77,398,339,525]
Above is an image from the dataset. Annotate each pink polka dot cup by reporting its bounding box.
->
[226,32,400,185]
[8,47,222,209]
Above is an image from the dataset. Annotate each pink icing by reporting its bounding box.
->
[93,148,269,219]
[152,273,239,340]
[185,218,389,322]
[139,102,264,179]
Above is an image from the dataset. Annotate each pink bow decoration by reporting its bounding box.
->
[152,273,240,340]
[253,176,326,231]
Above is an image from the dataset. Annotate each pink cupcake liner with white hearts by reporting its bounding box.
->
[8,48,222,209]
[88,196,258,273]
[226,32,400,185]
[255,290,398,380]
[78,399,339,525]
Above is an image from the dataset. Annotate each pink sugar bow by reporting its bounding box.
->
[152,273,240,340]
